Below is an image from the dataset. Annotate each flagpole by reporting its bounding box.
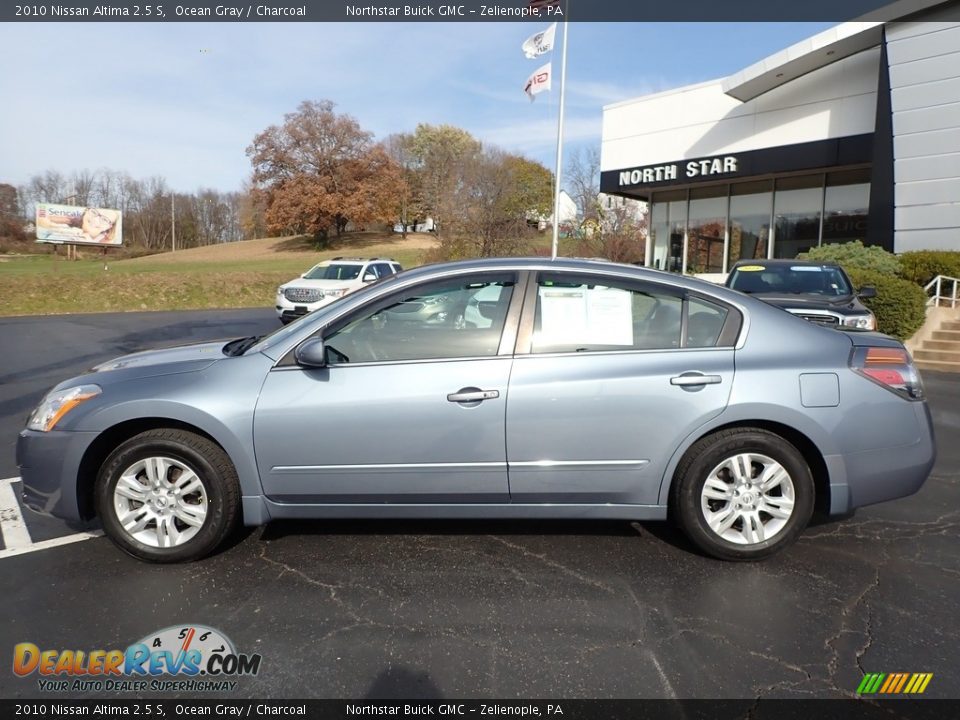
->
[550,12,569,260]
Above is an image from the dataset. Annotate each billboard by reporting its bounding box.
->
[35,203,123,246]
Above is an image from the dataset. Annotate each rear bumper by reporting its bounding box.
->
[16,429,99,522]
[827,401,936,514]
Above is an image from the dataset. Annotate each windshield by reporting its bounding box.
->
[728,265,852,296]
[304,264,363,281]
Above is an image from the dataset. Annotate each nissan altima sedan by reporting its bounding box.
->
[17,258,935,562]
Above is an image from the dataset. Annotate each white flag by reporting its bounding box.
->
[522,22,557,59]
[524,61,552,102]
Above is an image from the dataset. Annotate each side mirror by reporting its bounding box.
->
[363,272,377,283]
[858,286,877,299]
[294,337,327,368]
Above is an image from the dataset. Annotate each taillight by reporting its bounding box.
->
[850,346,924,400]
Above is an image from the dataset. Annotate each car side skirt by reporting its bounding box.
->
[242,495,667,525]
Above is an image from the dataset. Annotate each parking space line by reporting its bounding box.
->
[0,530,105,559]
[0,476,105,559]
[0,476,32,550]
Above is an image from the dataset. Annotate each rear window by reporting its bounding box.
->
[728,264,852,296]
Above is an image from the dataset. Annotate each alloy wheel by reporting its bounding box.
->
[699,452,796,545]
[112,456,209,548]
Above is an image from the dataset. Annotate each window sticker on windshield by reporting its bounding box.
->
[738,265,765,271]
[790,266,823,272]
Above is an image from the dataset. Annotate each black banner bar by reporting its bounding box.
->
[0,700,954,720]
[0,0,927,23]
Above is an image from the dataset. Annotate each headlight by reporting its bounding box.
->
[27,385,101,432]
[277,286,285,295]
[843,314,876,330]
[325,289,348,298]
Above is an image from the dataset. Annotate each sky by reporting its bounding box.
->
[0,21,834,195]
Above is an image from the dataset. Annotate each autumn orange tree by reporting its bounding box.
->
[246,100,402,244]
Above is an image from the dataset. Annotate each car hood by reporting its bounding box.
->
[746,293,868,313]
[91,340,225,375]
[281,279,353,290]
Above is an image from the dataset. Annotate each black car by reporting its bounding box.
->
[726,259,877,330]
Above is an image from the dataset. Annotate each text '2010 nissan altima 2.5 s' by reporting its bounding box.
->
[17,258,936,562]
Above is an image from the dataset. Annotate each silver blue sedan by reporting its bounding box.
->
[17,258,935,562]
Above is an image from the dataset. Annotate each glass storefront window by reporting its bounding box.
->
[641,165,871,271]
[728,180,772,267]
[687,186,726,274]
[823,169,870,246]
[773,175,823,259]
[649,190,685,272]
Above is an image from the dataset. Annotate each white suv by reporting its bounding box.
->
[275,257,403,324]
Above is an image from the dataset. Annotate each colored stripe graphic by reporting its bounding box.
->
[867,673,886,693]
[857,672,932,694]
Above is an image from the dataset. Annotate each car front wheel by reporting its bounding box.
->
[95,429,240,563]
[672,428,814,561]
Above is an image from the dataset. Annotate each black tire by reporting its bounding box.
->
[671,428,814,561]
[95,429,240,563]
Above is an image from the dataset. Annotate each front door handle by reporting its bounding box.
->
[447,388,500,403]
[670,373,722,387]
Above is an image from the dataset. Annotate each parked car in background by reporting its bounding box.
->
[275,257,402,324]
[19,258,934,564]
[726,259,877,330]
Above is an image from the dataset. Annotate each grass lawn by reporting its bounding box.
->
[0,233,434,316]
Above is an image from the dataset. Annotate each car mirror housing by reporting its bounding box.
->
[295,337,327,368]
[858,286,877,299]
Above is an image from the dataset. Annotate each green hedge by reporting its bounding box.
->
[798,240,901,275]
[846,268,927,341]
[898,250,960,286]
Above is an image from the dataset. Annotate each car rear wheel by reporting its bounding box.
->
[672,428,814,561]
[95,429,240,563]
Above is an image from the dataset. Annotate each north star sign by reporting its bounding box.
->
[618,156,739,187]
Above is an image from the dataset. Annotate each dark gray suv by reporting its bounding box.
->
[726,259,877,330]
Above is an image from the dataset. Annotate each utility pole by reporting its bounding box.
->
[171,193,176,252]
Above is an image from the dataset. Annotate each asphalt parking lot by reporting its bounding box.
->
[1,309,958,699]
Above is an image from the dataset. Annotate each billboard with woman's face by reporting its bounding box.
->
[35,203,123,246]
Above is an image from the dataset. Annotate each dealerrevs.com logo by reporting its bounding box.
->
[13,625,262,693]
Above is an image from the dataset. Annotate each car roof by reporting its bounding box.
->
[393,256,756,302]
[729,259,840,268]
[326,256,398,262]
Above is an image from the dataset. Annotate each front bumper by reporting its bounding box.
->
[16,428,100,522]
[275,297,337,322]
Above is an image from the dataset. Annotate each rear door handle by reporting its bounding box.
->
[670,373,722,387]
[447,388,500,403]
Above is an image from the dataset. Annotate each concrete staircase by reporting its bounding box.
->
[910,310,960,372]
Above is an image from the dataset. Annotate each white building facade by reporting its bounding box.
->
[600,0,960,273]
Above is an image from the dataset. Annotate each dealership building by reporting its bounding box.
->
[599,0,960,274]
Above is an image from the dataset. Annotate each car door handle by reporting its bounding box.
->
[447,389,500,403]
[670,373,722,387]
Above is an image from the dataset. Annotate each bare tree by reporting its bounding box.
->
[382,133,419,238]
[567,147,601,226]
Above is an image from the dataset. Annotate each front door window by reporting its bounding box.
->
[324,275,516,364]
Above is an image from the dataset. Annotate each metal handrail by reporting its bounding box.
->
[924,275,960,308]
